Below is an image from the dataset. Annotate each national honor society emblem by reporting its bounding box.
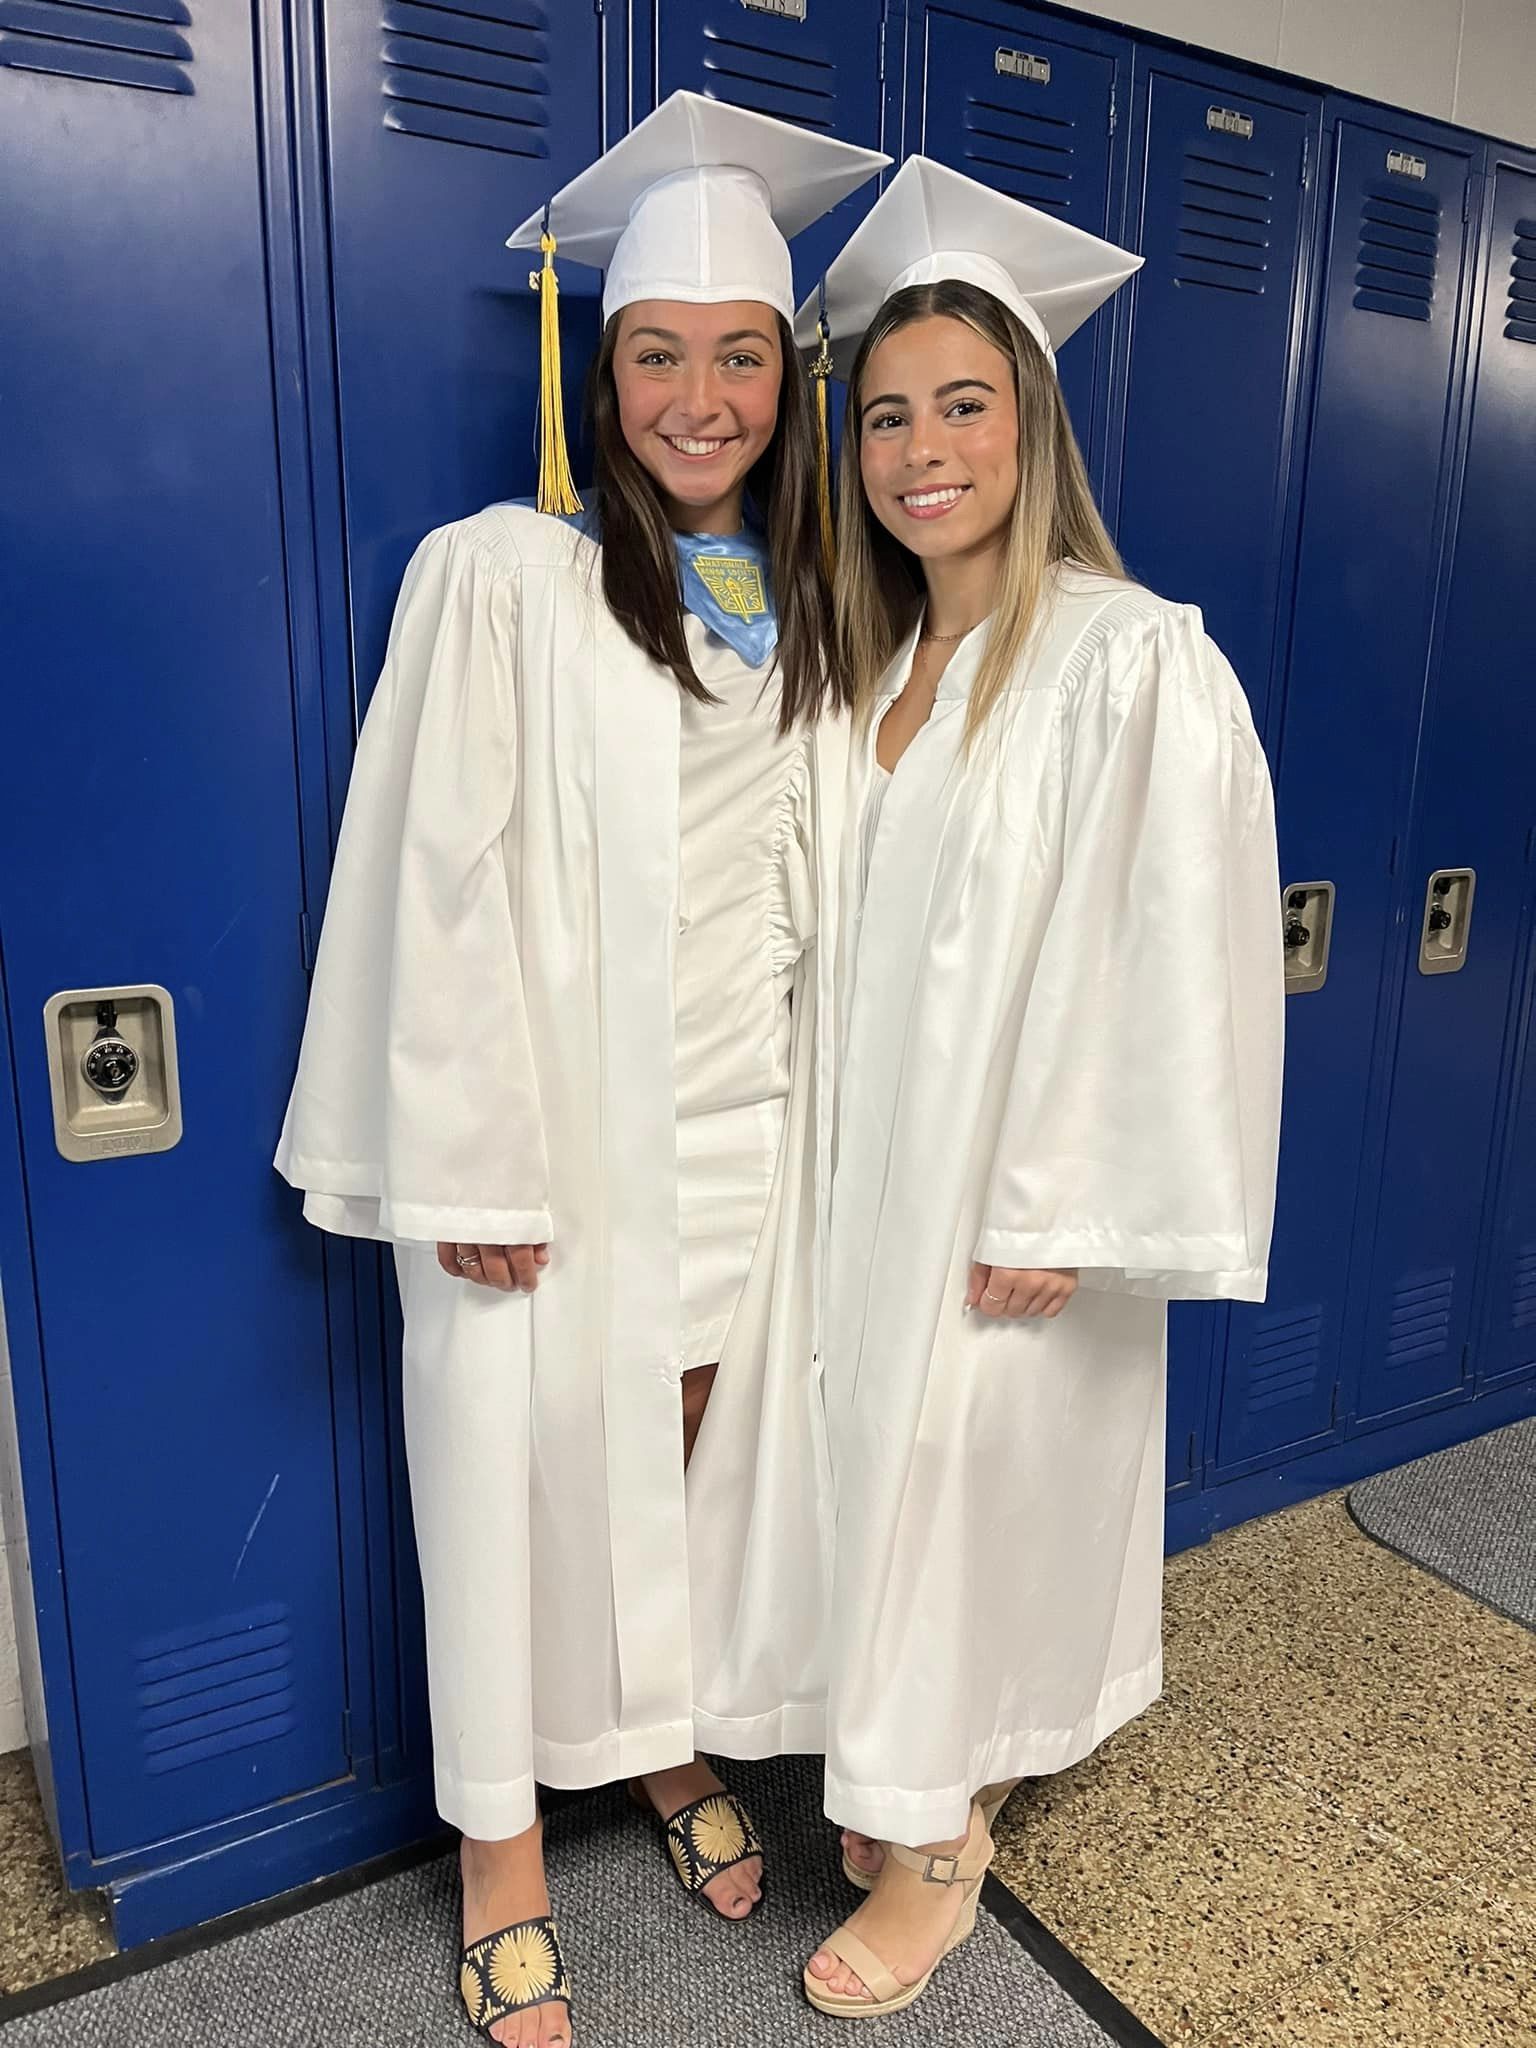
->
[691,555,768,620]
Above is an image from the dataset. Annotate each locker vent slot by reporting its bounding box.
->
[0,0,193,95]
[1245,1304,1323,1413]
[700,26,835,130]
[134,1603,297,1775]
[961,95,1077,216]
[1513,1244,1536,1330]
[1506,220,1536,344]
[1384,1268,1454,1367]
[382,0,550,159]
[1174,148,1273,296]
[1354,190,1441,322]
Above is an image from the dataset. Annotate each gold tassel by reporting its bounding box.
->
[810,313,836,582]
[530,217,582,517]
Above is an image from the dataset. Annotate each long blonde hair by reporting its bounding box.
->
[834,280,1122,749]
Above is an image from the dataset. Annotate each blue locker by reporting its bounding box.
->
[1482,955,1536,1390]
[1114,56,1318,734]
[899,0,1128,471]
[1111,54,1319,1494]
[652,0,889,295]
[0,6,370,1892]
[1355,155,1536,1421]
[304,0,618,1776]
[1215,111,1478,1474]
[316,1,615,715]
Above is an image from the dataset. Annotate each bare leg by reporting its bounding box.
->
[633,1361,764,1919]
[680,1360,718,1470]
[461,1820,571,2045]
[843,1778,1021,1887]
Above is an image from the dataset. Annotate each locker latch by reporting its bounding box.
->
[43,985,183,1162]
[1282,881,1335,994]
[1418,869,1475,975]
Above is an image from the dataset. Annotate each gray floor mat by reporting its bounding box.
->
[1347,1416,1536,1630]
[0,1755,1153,2045]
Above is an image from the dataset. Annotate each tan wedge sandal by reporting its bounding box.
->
[806,1800,995,2019]
[840,1778,1017,1892]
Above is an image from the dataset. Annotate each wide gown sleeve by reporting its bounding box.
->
[973,604,1283,1301]
[273,521,553,1247]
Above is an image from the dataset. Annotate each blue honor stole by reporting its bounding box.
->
[672,527,778,669]
[512,500,778,668]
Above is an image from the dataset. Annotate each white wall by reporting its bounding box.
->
[0,1533,22,1754]
[1071,0,1536,145]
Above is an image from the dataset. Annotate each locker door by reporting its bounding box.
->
[0,13,351,1853]
[1483,965,1536,1389]
[1356,159,1536,1420]
[318,1,612,709]
[903,1,1127,467]
[309,1,613,1771]
[1216,115,1477,1473]
[1115,58,1318,731]
[655,0,886,298]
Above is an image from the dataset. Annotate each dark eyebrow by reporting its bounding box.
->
[860,376,998,420]
[626,326,775,347]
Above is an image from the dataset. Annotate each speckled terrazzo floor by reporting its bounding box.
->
[0,1754,111,1993]
[1,1480,1532,2045]
[990,1486,1536,2046]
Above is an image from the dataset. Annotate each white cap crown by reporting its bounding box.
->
[508,91,889,325]
[793,155,1143,378]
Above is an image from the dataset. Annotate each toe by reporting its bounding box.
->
[808,1948,837,1980]
[539,2002,571,2047]
[703,1857,761,1918]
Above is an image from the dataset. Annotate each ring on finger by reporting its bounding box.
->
[454,1250,481,1270]
[982,1289,1008,1304]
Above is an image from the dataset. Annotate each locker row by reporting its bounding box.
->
[0,0,1532,1939]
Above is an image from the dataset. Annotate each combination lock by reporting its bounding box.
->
[82,1002,139,1100]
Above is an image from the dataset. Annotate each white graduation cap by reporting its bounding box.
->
[793,155,1142,379]
[507,90,889,326]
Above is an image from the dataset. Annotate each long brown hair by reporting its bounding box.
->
[834,280,1122,748]
[585,309,843,732]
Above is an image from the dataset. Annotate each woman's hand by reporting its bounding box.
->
[966,1264,1077,1319]
[436,1242,550,1292]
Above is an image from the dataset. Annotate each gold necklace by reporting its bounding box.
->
[919,619,980,644]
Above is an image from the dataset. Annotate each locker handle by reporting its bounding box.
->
[1283,882,1334,994]
[1418,870,1475,975]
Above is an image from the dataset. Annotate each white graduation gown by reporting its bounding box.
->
[275,504,847,1838]
[821,567,1283,1847]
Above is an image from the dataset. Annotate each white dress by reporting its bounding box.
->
[676,619,813,1368]
[274,505,847,1839]
[821,567,1283,1847]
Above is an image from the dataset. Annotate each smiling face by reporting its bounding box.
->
[856,313,1020,567]
[610,299,784,533]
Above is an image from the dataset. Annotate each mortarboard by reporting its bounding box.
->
[507,92,888,519]
[793,155,1142,381]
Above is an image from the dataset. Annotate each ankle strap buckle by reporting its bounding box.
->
[922,1852,962,1885]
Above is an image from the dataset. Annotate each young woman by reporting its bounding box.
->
[795,159,1284,2018]
[275,96,884,2046]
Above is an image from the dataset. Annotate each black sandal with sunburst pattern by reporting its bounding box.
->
[629,1781,765,1916]
[459,1914,570,2039]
